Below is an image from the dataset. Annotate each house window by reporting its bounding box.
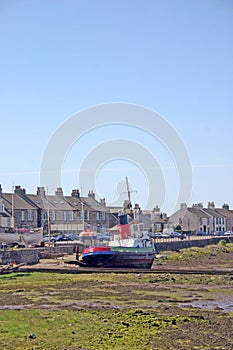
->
[63,211,67,221]
[207,218,210,225]
[51,210,56,221]
[96,212,100,221]
[0,203,4,213]
[199,218,202,225]
[70,211,74,221]
[102,212,106,221]
[21,211,25,221]
[85,211,90,221]
[80,211,83,221]
[28,210,33,221]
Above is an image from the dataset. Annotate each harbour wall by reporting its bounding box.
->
[0,245,75,265]
[0,248,40,265]
[1,237,232,265]
[155,236,233,252]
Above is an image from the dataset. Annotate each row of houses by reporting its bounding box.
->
[0,184,232,235]
[0,185,119,234]
[168,202,233,234]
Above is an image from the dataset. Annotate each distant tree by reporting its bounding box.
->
[174,225,182,232]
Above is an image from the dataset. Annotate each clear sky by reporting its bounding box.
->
[0,0,232,214]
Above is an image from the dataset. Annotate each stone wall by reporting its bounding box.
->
[0,248,40,265]
[0,242,84,266]
[155,236,233,252]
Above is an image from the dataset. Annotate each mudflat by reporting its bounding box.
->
[0,242,232,349]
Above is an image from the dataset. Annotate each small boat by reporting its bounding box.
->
[0,227,44,248]
[79,231,157,268]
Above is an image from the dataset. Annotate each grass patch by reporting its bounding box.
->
[0,308,211,350]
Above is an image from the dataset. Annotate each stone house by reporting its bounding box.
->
[202,202,226,233]
[169,202,232,234]
[3,185,119,234]
[215,204,233,232]
[142,205,169,232]
[168,203,211,233]
[0,185,13,229]
[76,190,119,233]
[26,187,80,234]
[0,185,39,229]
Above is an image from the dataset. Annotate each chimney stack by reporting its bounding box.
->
[37,187,46,197]
[55,187,63,197]
[14,185,26,196]
[71,189,80,198]
[88,190,95,199]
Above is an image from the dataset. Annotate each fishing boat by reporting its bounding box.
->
[78,178,157,268]
[79,231,156,268]
[0,227,44,248]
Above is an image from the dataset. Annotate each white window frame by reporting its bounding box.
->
[70,211,74,221]
[28,210,33,221]
[51,210,56,221]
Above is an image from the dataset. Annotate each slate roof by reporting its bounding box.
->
[64,196,84,211]
[215,208,233,218]
[82,196,109,212]
[202,208,223,218]
[26,194,74,211]
[188,207,212,218]
[2,193,38,211]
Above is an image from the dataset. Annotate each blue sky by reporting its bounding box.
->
[0,0,232,214]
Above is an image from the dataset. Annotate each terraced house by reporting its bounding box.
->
[168,202,232,234]
[0,185,38,229]
[0,185,118,234]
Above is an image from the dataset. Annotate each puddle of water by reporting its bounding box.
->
[0,305,33,310]
[181,300,233,312]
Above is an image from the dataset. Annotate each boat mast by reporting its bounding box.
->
[124,177,137,212]
[47,187,51,244]
[11,185,15,229]
[81,201,85,231]
[125,177,131,204]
